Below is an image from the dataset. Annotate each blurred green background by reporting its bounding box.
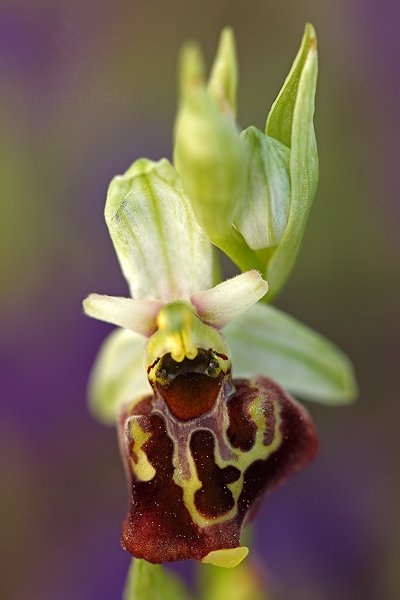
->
[1,1,399,599]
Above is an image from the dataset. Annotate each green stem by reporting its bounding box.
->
[123,559,190,600]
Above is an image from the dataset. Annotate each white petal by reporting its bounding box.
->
[83,294,162,337]
[88,329,151,424]
[191,270,268,328]
[105,158,213,302]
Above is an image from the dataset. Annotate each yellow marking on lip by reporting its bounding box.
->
[154,377,283,529]
[201,546,249,568]
[129,419,156,482]
[176,388,283,528]
[211,393,282,520]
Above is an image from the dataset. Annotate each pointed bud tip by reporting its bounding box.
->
[208,26,238,119]
[304,22,317,50]
[219,26,236,50]
[179,42,206,92]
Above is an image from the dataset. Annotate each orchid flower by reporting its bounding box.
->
[84,157,318,567]
[83,24,357,578]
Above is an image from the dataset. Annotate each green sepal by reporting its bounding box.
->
[223,303,357,405]
[105,158,212,301]
[87,329,151,425]
[265,23,319,299]
[123,559,191,600]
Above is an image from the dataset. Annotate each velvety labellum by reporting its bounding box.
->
[118,352,318,563]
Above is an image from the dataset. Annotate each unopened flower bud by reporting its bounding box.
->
[234,126,291,251]
[174,42,245,243]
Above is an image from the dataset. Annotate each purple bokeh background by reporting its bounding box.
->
[1,1,399,599]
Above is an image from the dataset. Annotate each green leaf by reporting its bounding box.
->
[208,27,238,118]
[223,303,357,405]
[235,126,291,250]
[105,158,213,302]
[265,23,319,299]
[88,329,151,424]
[123,559,190,600]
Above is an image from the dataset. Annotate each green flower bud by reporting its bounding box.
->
[235,125,291,251]
[264,22,319,299]
[174,39,246,244]
[173,24,319,284]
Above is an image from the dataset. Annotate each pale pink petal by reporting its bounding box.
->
[191,270,268,328]
[83,294,162,337]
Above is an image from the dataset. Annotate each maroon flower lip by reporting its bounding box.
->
[118,364,319,565]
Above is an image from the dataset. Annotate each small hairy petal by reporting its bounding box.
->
[118,372,318,563]
[191,270,268,328]
[83,294,162,337]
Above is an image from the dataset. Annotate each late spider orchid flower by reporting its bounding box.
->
[83,158,318,568]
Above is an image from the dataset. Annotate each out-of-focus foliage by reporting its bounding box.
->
[124,560,191,600]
